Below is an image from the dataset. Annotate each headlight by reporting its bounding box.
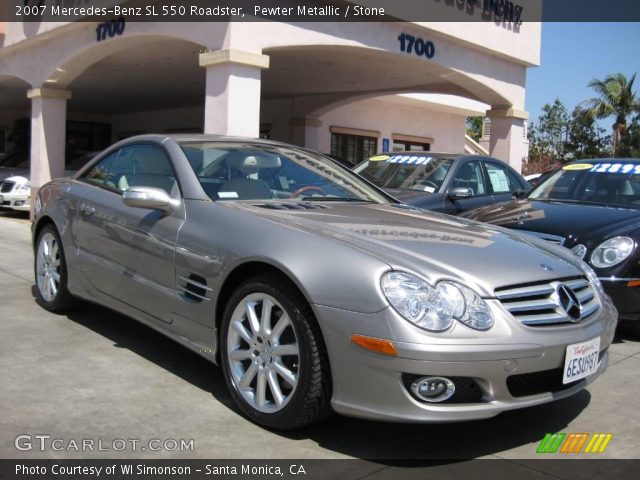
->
[381,272,453,332]
[590,236,634,268]
[16,182,31,193]
[381,272,493,332]
[571,244,587,260]
[437,281,494,330]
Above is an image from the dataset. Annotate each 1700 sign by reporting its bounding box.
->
[96,17,126,42]
[398,33,435,59]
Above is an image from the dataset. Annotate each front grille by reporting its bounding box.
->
[401,374,484,404]
[0,181,15,193]
[507,368,584,397]
[495,277,600,326]
[507,348,607,398]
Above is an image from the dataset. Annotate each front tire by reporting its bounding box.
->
[34,225,78,312]
[220,274,332,429]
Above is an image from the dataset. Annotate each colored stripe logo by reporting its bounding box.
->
[537,433,613,454]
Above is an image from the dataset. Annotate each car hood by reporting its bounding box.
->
[227,201,584,296]
[465,199,640,243]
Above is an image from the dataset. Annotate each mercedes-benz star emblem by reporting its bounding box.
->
[556,284,582,321]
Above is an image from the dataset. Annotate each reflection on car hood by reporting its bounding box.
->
[228,202,583,295]
[465,199,640,243]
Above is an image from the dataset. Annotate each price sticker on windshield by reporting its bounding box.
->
[562,163,592,170]
[589,163,640,174]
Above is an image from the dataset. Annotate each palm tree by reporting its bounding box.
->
[584,73,639,156]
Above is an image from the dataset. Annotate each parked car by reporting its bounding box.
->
[0,152,98,212]
[33,135,616,429]
[465,159,640,332]
[353,153,530,214]
[0,175,31,211]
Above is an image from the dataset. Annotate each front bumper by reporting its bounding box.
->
[602,279,640,321]
[314,297,617,423]
[0,192,30,211]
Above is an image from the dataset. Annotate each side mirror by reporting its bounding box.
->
[448,187,474,200]
[122,186,172,212]
[513,189,528,199]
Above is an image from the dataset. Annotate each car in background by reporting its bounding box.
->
[465,159,640,332]
[32,134,615,429]
[0,152,98,212]
[353,153,530,214]
[0,175,31,211]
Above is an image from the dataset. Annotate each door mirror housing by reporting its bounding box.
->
[122,186,173,212]
[448,187,474,200]
[512,189,528,200]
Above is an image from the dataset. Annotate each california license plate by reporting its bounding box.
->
[563,337,600,384]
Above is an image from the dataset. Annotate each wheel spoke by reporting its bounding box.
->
[49,276,58,297]
[43,275,51,298]
[244,301,260,334]
[238,362,258,389]
[229,349,252,361]
[272,343,298,357]
[232,320,253,345]
[269,314,291,343]
[52,271,60,283]
[267,369,285,407]
[260,297,273,335]
[256,369,267,408]
[272,360,297,387]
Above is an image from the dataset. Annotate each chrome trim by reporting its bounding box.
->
[598,277,640,283]
[522,231,566,246]
[496,276,600,326]
[177,285,211,302]
[178,275,212,292]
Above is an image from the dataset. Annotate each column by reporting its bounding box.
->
[290,117,322,151]
[27,88,72,189]
[486,107,529,172]
[199,49,269,138]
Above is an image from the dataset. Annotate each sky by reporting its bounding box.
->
[525,22,640,129]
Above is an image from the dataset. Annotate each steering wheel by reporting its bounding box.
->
[289,185,327,198]
[421,180,438,190]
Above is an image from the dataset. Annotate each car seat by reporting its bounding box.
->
[219,154,281,200]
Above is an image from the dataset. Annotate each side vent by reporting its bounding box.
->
[179,274,211,302]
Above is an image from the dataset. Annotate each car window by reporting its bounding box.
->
[485,162,520,193]
[529,161,640,207]
[353,155,454,193]
[450,161,486,196]
[180,142,391,203]
[81,144,177,194]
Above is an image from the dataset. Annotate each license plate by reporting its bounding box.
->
[563,337,600,384]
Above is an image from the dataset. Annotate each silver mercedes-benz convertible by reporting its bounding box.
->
[32,135,617,429]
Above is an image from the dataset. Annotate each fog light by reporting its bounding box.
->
[15,201,25,206]
[410,376,455,402]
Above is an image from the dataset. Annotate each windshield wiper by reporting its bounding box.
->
[301,196,376,202]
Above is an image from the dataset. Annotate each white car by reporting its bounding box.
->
[0,175,31,212]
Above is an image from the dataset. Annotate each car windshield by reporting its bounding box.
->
[353,154,454,192]
[529,161,640,208]
[180,142,392,203]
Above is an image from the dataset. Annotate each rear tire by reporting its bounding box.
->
[34,225,78,312]
[220,273,332,429]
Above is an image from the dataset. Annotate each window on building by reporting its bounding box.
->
[391,134,432,152]
[330,127,378,165]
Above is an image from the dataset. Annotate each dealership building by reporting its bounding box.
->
[0,3,540,193]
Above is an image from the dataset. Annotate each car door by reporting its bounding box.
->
[484,160,528,204]
[71,143,185,324]
[442,160,492,213]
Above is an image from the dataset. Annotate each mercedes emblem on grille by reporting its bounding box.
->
[556,284,582,321]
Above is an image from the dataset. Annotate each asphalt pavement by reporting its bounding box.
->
[1,213,639,462]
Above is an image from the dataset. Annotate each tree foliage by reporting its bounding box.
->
[465,116,484,142]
